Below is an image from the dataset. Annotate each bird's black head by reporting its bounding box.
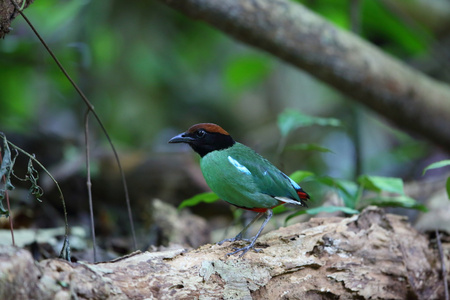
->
[169,123,235,157]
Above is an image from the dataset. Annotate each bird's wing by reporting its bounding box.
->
[228,144,308,205]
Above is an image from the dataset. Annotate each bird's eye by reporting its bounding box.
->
[196,129,206,138]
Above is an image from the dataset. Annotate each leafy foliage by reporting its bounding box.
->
[288,170,315,183]
[447,178,450,201]
[3,0,442,257]
[1,134,45,214]
[277,109,341,137]
[178,168,426,224]
[283,172,427,224]
[314,176,358,209]
[360,195,427,211]
[422,160,450,175]
[423,160,450,200]
[178,192,220,210]
[358,175,404,195]
[285,206,359,224]
[178,111,427,225]
[0,133,71,259]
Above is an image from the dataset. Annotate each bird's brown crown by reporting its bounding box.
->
[169,123,235,157]
[187,123,230,136]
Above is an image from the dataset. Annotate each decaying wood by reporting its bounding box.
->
[0,207,448,299]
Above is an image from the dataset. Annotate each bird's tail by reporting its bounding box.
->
[296,188,310,201]
[296,188,309,207]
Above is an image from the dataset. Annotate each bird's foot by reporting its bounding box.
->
[217,234,252,246]
[217,237,253,245]
[226,243,261,258]
[217,237,236,246]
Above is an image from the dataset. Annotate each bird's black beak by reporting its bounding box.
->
[168,132,194,144]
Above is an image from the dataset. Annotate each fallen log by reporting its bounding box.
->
[0,207,447,299]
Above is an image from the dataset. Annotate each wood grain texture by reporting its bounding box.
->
[0,207,447,299]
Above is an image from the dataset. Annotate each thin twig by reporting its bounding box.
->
[436,229,449,300]
[12,1,137,250]
[84,110,97,262]
[349,0,363,179]
[0,150,15,246]
[2,136,70,259]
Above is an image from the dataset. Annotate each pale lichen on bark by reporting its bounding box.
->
[0,207,447,299]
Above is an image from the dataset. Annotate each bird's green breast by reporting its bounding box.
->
[200,143,299,209]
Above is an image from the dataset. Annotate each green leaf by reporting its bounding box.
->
[178,192,220,210]
[316,176,358,209]
[422,160,450,175]
[286,143,334,153]
[277,109,341,137]
[289,170,315,183]
[285,206,359,224]
[306,206,359,215]
[358,175,404,195]
[272,205,287,215]
[446,177,450,201]
[284,209,307,224]
[361,195,427,212]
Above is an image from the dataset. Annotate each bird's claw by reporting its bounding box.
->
[217,234,252,245]
[217,238,236,246]
[218,234,260,257]
[218,238,253,246]
[226,244,261,257]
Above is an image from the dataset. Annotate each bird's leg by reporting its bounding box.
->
[217,212,264,245]
[227,209,273,257]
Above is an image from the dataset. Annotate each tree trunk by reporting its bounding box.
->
[0,207,447,299]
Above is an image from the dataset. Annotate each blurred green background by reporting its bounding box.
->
[1,0,450,255]
[2,0,448,172]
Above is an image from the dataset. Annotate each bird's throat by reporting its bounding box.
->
[190,135,235,157]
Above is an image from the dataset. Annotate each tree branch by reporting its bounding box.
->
[159,0,450,152]
[0,0,33,38]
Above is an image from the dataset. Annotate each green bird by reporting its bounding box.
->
[169,123,309,257]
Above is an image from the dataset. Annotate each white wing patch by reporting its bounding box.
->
[227,156,252,175]
[274,196,302,206]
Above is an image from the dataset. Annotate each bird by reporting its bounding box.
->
[169,123,309,257]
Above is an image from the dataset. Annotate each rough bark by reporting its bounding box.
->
[0,207,447,299]
[158,0,450,152]
[0,0,33,38]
